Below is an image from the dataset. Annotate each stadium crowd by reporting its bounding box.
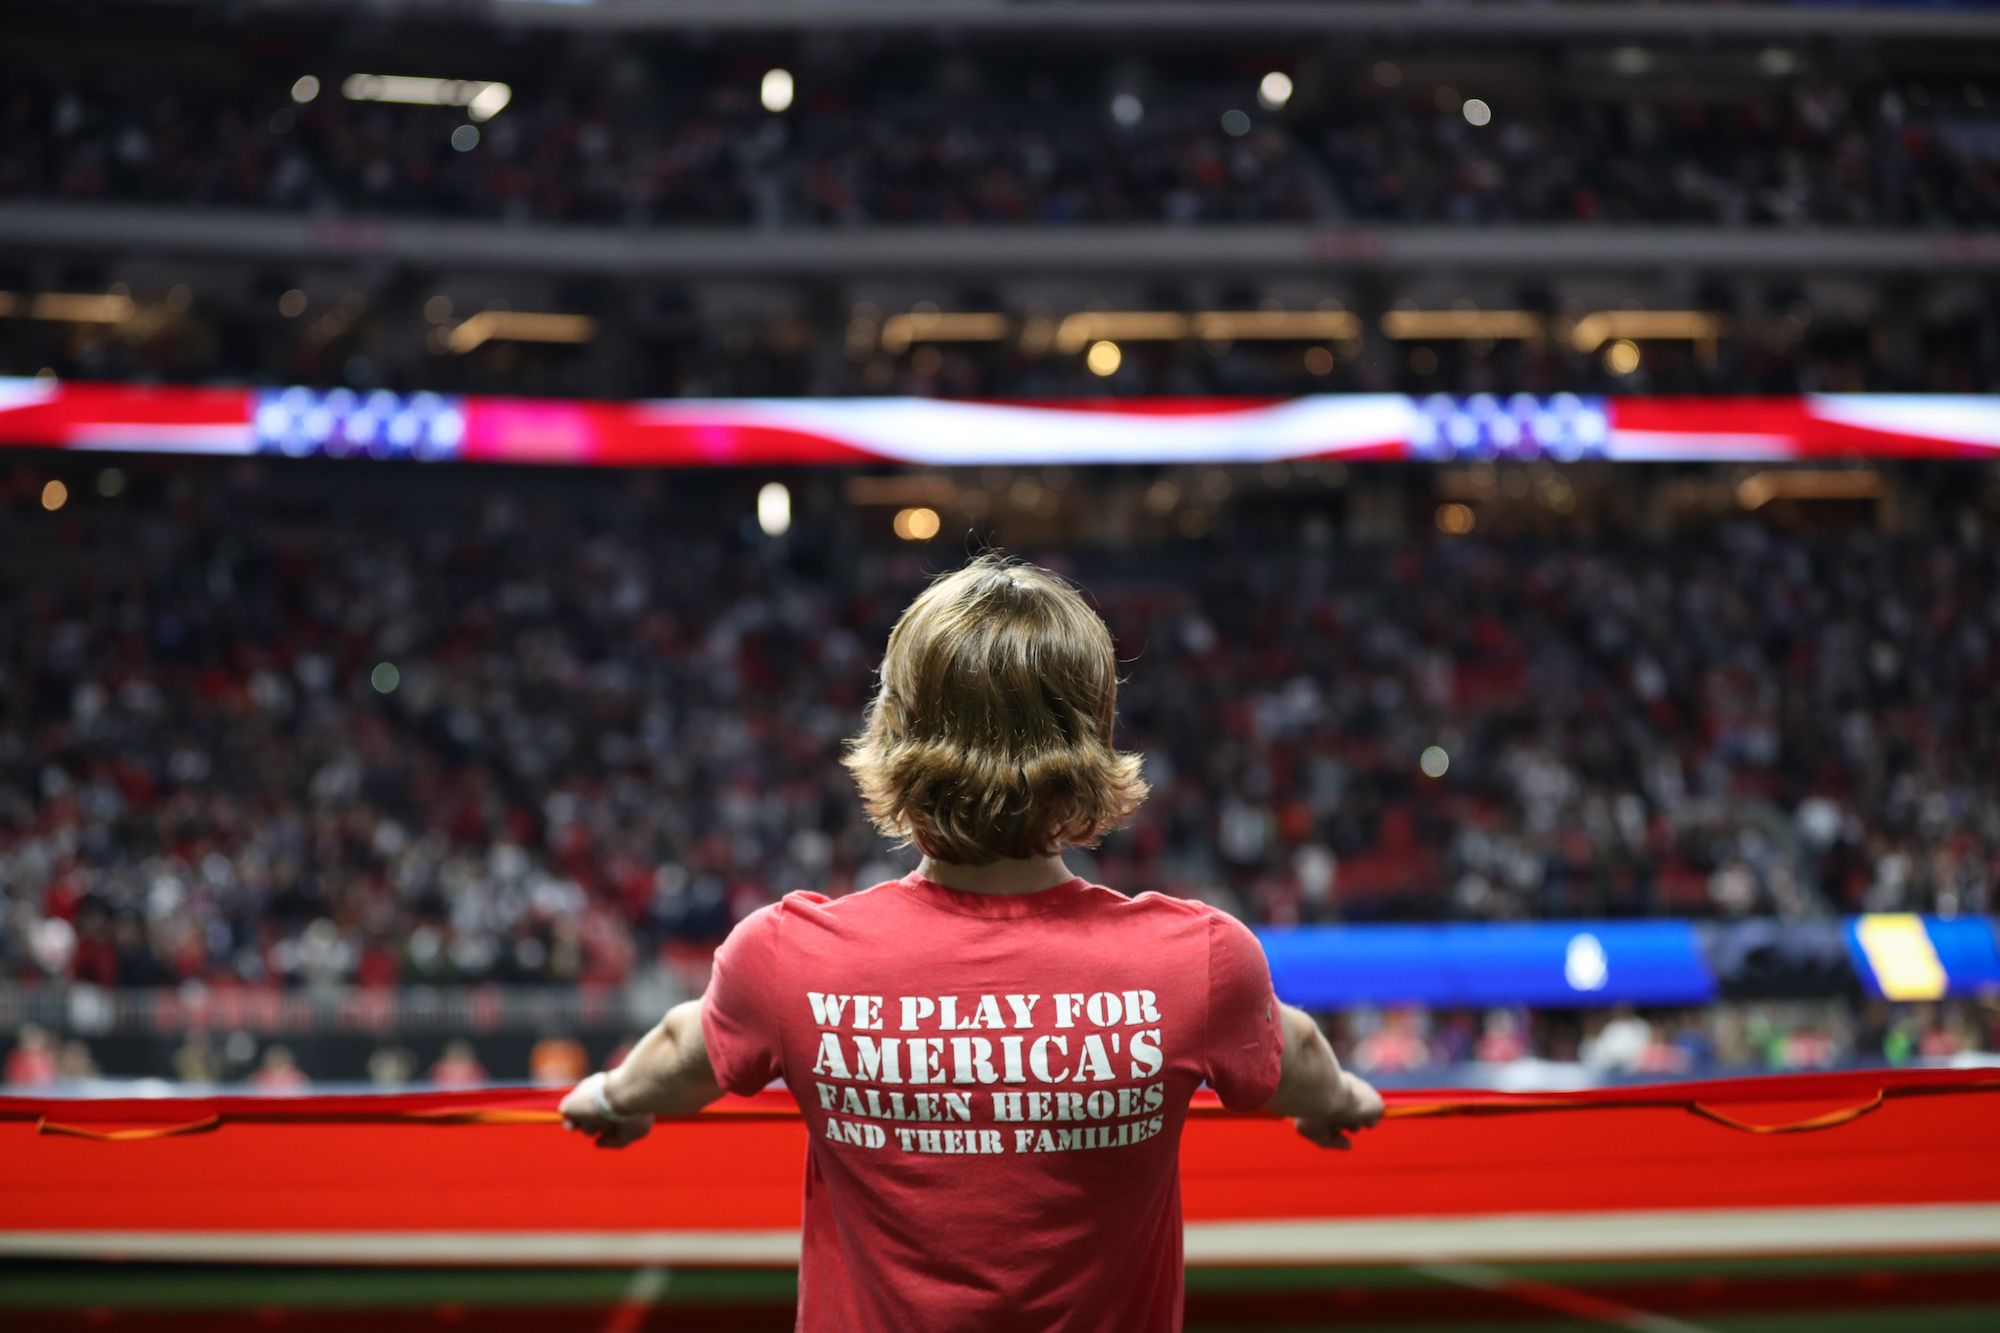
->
[4,57,1994,229]
[2,471,1996,1005]
[1310,83,2000,228]
[0,61,1309,228]
[7,998,1997,1089]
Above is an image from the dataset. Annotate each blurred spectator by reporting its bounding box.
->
[4,1024,58,1087]
[250,1044,310,1092]
[1474,1010,1530,1064]
[1745,1008,1843,1070]
[1918,1004,1974,1060]
[1352,1009,1431,1074]
[529,1035,589,1087]
[172,1033,219,1084]
[1581,1009,1655,1072]
[1773,1025,1840,1070]
[1632,1026,1692,1076]
[56,1038,98,1081]
[430,1039,487,1088]
[368,1043,417,1087]
[1668,1016,1714,1071]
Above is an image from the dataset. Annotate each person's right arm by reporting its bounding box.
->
[559,902,788,1151]
[558,998,722,1148]
[1266,1004,1385,1149]
[1202,910,1383,1150]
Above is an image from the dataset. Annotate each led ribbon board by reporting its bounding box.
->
[1256,922,1718,1009]
[1847,915,2000,1001]
[5,380,2000,464]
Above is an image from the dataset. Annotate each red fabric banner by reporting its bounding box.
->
[3,1068,1998,1263]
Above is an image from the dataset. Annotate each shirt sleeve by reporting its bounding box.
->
[1202,908,1284,1110]
[699,902,787,1097]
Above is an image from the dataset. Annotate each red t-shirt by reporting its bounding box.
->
[701,871,1284,1333]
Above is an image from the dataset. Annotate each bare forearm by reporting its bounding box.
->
[1265,1004,1364,1119]
[602,999,723,1118]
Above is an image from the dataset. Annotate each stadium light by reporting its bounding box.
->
[1258,72,1293,111]
[1736,470,1882,510]
[845,475,957,508]
[1383,310,1541,341]
[26,293,136,325]
[1604,339,1641,375]
[1435,503,1475,535]
[1462,97,1492,127]
[1052,310,1362,355]
[1192,311,1361,342]
[41,480,68,512]
[466,84,511,121]
[880,309,1359,358]
[446,311,597,353]
[1085,341,1123,377]
[880,311,1009,353]
[1568,311,1723,353]
[291,75,320,104]
[761,68,795,113]
[1109,92,1143,126]
[757,482,792,537]
[892,507,941,541]
[340,75,513,121]
[1056,312,1186,352]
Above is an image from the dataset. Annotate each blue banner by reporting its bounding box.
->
[1257,921,1718,1009]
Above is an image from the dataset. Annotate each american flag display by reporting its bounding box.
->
[5,378,2000,466]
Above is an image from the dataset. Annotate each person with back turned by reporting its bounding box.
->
[561,554,1383,1331]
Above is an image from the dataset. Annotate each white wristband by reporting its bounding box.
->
[587,1071,628,1123]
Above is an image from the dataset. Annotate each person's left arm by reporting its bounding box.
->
[558,998,722,1148]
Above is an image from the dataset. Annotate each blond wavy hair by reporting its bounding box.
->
[843,555,1148,866]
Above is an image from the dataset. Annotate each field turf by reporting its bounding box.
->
[3,1251,1999,1331]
